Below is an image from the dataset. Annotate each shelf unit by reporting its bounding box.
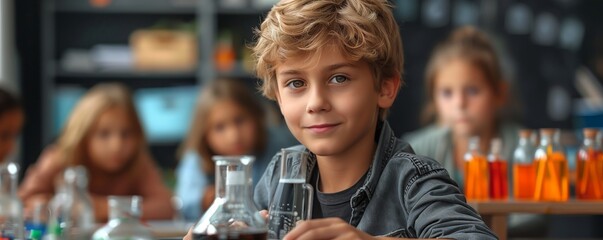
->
[40,0,269,168]
[54,0,197,14]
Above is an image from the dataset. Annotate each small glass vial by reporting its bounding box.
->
[464,137,489,201]
[533,129,569,201]
[488,138,508,200]
[0,162,24,240]
[513,130,536,200]
[92,196,154,240]
[576,129,603,199]
[24,201,47,239]
[46,166,96,240]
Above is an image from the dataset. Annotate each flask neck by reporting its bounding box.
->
[540,134,552,147]
[0,173,16,196]
[214,158,254,203]
[583,136,595,149]
[0,163,18,196]
[108,196,142,223]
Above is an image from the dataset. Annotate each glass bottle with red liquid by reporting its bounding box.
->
[464,137,489,201]
[533,129,569,202]
[513,130,536,200]
[576,128,603,199]
[488,138,508,200]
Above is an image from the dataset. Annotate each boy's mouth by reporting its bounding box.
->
[304,123,341,134]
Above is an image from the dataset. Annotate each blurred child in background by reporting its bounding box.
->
[176,78,295,221]
[405,26,520,186]
[19,83,175,222]
[405,26,550,237]
[0,87,24,163]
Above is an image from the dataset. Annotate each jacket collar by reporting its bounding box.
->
[302,121,398,225]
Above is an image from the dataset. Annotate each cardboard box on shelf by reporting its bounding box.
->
[130,30,197,71]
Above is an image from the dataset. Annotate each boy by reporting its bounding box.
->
[252,0,496,239]
[185,0,497,239]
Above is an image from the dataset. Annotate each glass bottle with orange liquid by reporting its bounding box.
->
[576,128,603,200]
[215,31,236,72]
[464,137,489,201]
[513,130,536,200]
[488,138,508,200]
[533,129,569,201]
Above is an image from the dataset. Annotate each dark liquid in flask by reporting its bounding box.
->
[193,231,267,240]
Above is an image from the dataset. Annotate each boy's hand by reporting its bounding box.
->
[260,210,269,220]
[284,218,376,240]
[183,227,193,240]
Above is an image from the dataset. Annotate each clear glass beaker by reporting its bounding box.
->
[268,149,313,240]
[92,196,154,240]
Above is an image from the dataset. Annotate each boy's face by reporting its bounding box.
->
[274,47,398,156]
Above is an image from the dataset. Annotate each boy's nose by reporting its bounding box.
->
[306,86,331,113]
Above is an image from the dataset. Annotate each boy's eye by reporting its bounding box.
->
[286,80,306,89]
[329,75,349,84]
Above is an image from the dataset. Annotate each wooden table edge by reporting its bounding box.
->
[468,200,603,215]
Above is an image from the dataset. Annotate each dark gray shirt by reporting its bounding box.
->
[312,168,367,222]
[254,121,498,239]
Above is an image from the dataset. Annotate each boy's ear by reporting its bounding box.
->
[377,75,401,109]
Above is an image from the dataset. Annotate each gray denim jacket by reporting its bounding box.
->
[254,122,497,240]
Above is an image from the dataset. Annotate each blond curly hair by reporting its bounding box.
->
[253,0,403,119]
